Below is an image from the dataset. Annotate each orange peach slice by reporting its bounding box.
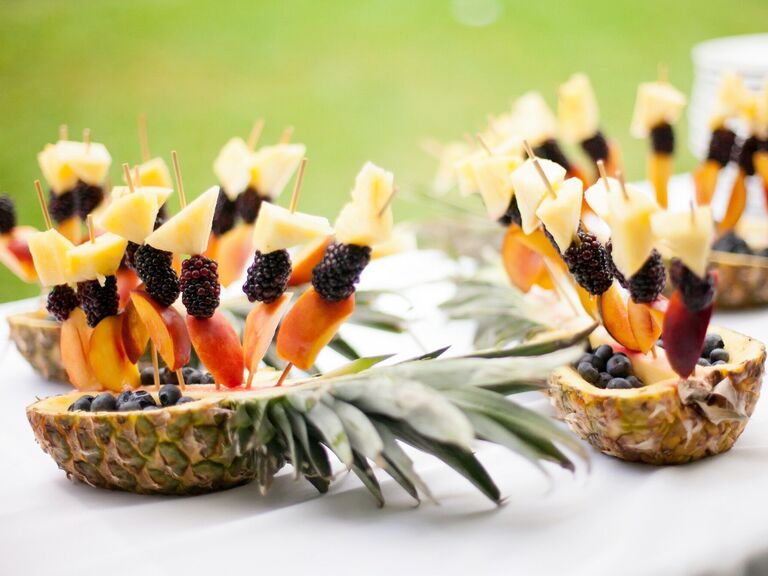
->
[187,312,245,388]
[288,236,332,287]
[718,168,747,234]
[217,223,255,287]
[575,283,599,320]
[56,217,81,244]
[501,225,547,293]
[60,308,100,390]
[116,268,140,310]
[597,282,641,351]
[88,314,140,392]
[130,290,191,370]
[276,287,355,370]
[122,297,149,363]
[627,299,663,354]
[0,226,39,283]
[243,292,294,378]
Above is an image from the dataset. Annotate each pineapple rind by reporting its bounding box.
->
[8,311,67,382]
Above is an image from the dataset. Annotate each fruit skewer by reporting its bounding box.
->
[0,193,40,284]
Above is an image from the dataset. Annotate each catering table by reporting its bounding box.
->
[1,251,767,576]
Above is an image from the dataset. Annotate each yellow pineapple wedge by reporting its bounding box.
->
[509,158,566,234]
[535,177,583,253]
[251,143,306,199]
[98,187,170,244]
[472,154,521,220]
[454,150,485,197]
[252,202,332,253]
[213,137,255,200]
[651,205,714,278]
[630,82,686,139]
[606,182,660,277]
[37,144,79,194]
[136,157,173,188]
[334,162,395,245]
[558,73,600,144]
[67,233,128,282]
[145,186,219,255]
[28,229,76,286]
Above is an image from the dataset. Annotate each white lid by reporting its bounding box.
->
[692,34,768,75]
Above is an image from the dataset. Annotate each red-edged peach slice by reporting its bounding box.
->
[130,290,190,370]
[627,299,663,354]
[60,307,100,390]
[187,312,245,388]
[88,314,140,392]
[288,236,332,287]
[501,225,547,293]
[116,268,140,310]
[122,297,149,363]
[662,290,714,378]
[0,226,39,283]
[276,287,355,370]
[597,282,641,351]
[217,223,255,287]
[243,292,294,378]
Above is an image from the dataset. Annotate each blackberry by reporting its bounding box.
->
[0,194,16,234]
[180,255,221,318]
[627,249,666,303]
[48,190,76,223]
[46,284,79,321]
[236,187,264,224]
[650,123,674,154]
[212,188,238,235]
[243,249,292,303]
[498,196,522,227]
[605,240,627,287]
[121,241,140,270]
[312,243,371,302]
[738,135,759,176]
[77,276,119,327]
[134,244,180,307]
[713,231,752,255]
[706,128,736,166]
[580,131,610,163]
[668,258,715,311]
[562,229,613,295]
[534,138,573,171]
[74,182,105,218]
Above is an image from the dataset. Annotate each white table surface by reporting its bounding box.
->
[1,251,767,576]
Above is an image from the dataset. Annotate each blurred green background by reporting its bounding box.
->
[1,0,766,301]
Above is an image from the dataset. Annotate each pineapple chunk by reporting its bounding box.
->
[136,157,173,188]
[651,206,713,278]
[558,73,600,143]
[28,229,76,286]
[509,158,566,234]
[371,225,417,259]
[252,202,332,253]
[37,140,111,193]
[98,189,163,244]
[607,184,660,277]
[512,91,558,147]
[38,144,79,194]
[454,150,485,197]
[535,177,583,253]
[68,233,128,282]
[630,81,687,138]
[334,201,393,246]
[432,141,472,195]
[584,177,620,220]
[213,138,255,200]
[250,143,305,199]
[109,185,172,208]
[145,186,219,255]
[69,142,111,186]
[350,162,395,214]
[473,154,521,220]
[752,78,768,138]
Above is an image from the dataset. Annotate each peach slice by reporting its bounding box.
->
[204,233,220,261]
[130,290,191,370]
[662,290,714,378]
[216,223,255,287]
[56,217,82,245]
[575,283,599,320]
[276,287,355,370]
[60,308,100,390]
[122,297,149,363]
[288,236,332,287]
[243,292,294,377]
[597,282,641,351]
[0,226,39,283]
[88,315,140,392]
[627,299,663,354]
[693,159,720,206]
[718,169,747,234]
[116,268,140,310]
[501,225,548,293]
[187,312,245,388]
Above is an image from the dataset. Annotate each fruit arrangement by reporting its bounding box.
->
[428,72,767,464]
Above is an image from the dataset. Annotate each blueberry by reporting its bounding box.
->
[606,355,632,378]
[606,378,633,390]
[594,345,613,362]
[576,353,595,368]
[161,367,178,384]
[184,368,204,384]
[118,400,142,412]
[656,339,664,349]
[90,392,117,412]
[577,362,599,384]
[702,334,725,358]
[697,358,711,367]
[116,390,134,406]
[69,395,94,412]
[626,375,644,388]
[712,360,727,366]
[133,391,157,409]
[201,372,215,384]
[159,384,182,407]
[175,396,195,405]
[596,372,612,389]
[140,367,158,386]
[143,405,160,411]
[709,348,729,363]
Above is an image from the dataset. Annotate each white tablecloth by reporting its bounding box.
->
[1,252,767,576]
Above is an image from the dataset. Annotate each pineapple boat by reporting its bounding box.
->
[27,159,588,504]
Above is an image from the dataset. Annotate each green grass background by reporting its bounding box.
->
[1,0,766,301]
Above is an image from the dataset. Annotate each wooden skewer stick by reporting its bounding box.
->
[279,125,294,144]
[122,163,135,194]
[657,63,668,83]
[597,159,611,190]
[176,368,186,391]
[58,124,68,141]
[86,214,96,244]
[171,150,187,208]
[134,166,141,189]
[151,343,161,391]
[615,170,630,200]
[34,180,52,230]
[476,133,493,156]
[138,113,151,163]
[276,363,293,387]
[378,185,398,218]
[289,157,308,214]
[83,128,91,153]
[247,118,265,151]
[522,140,556,198]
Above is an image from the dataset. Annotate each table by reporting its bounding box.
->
[1,251,767,576]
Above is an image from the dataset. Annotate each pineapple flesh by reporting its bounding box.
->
[630,81,686,138]
[558,73,600,144]
[510,158,566,234]
[252,202,333,253]
[605,182,660,277]
[651,205,714,278]
[28,229,76,287]
[146,187,219,255]
[67,233,128,282]
[535,177,583,253]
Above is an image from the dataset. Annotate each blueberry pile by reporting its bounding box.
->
[68,386,196,413]
[697,333,730,367]
[713,231,768,258]
[139,366,215,386]
[575,344,645,390]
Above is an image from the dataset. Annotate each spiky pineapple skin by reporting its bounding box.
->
[548,329,765,465]
[27,396,284,495]
[707,257,768,308]
[8,311,67,382]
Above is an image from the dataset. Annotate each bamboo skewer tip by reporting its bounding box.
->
[34,180,53,231]
[171,150,186,209]
[289,157,308,214]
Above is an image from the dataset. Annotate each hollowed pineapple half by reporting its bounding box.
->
[7,310,67,382]
[548,327,765,464]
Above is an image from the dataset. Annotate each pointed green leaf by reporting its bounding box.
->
[398,346,451,363]
[292,397,353,467]
[327,399,384,463]
[286,405,331,479]
[374,422,432,503]
[322,354,394,379]
[468,323,596,359]
[304,474,330,494]
[351,452,384,507]
[269,402,303,480]
[328,335,361,360]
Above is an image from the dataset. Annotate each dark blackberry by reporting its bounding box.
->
[738,135,759,176]
[534,138,573,170]
[650,123,674,154]
[605,240,627,287]
[706,128,736,166]
[312,242,371,302]
[713,231,752,255]
[668,258,716,312]
[236,187,264,224]
[46,284,79,321]
[74,182,105,219]
[562,229,613,295]
[627,249,666,303]
[134,244,180,307]
[243,249,292,303]
[48,190,76,223]
[580,131,610,163]
[0,194,16,234]
[498,196,522,227]
[180,255,221,318]
[212,187,238,235]
[77,276,119,327]
[121,241,140,270]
